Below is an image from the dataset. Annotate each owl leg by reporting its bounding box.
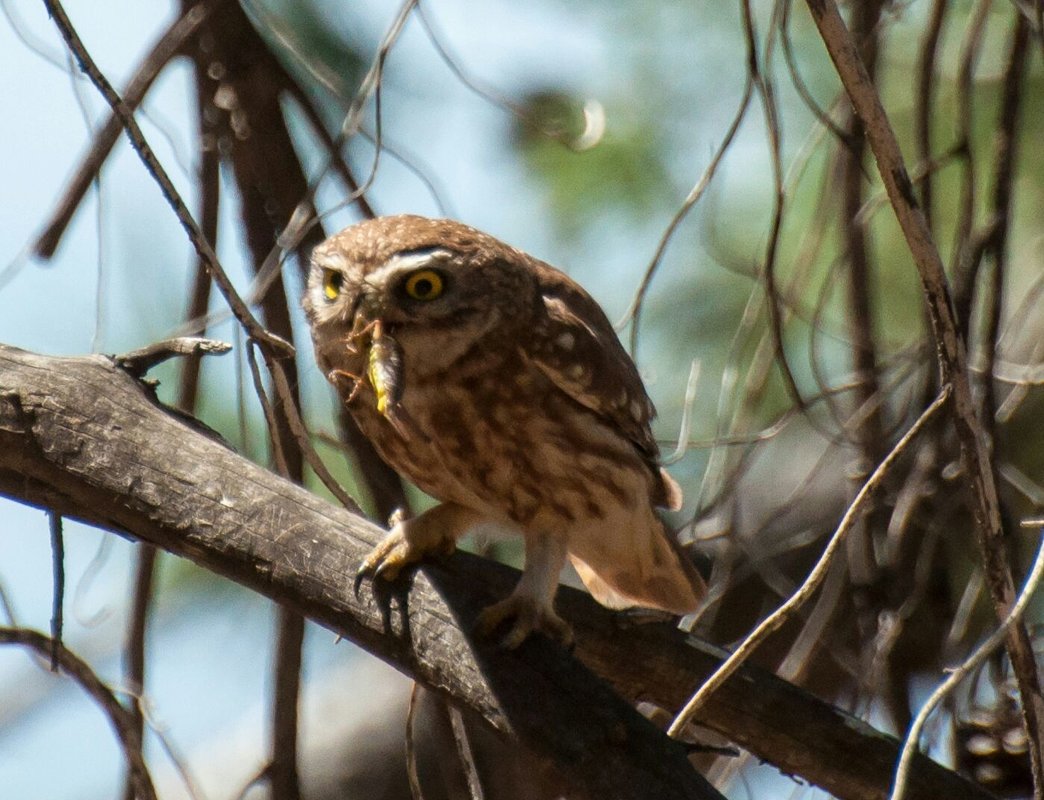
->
[476,532,572,649]
[357,502,478,583]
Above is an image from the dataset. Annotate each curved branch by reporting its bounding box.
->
[0,344,994,800]
[0,627,157,800]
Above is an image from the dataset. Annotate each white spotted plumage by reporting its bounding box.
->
[304,215,705,646]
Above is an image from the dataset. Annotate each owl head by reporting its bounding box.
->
[304,215,536,378]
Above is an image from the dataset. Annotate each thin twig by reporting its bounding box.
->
[71,534,113,628]
[271,0,418,277]
[980,11,1030,423]
[951,0,993,289]
[803,2,1044,792]
[808,250,855,436]
[621,76,754,350]
[48,511,64,671]
[265,353,362,514]
[142,701,206,800]
[34,1,212,259]
[779,0,851,145]
[953,216,1001,340]
[232,767,270,800]
[0,627,157,800]
[745,0,806,412]
[664,360,702,464]
[890,531,1044,800]
[122,545,156,800]
[665,365,914,455]
[0,580,16,625]
[256,4,452,217]
[838,0,886,458]
[42,0,290,355]
[175,43,220,400]
[270,607,304,800]
[447,704,486,800]
[914,0,948,233]
[405,683,427,800]
[853,142,965,232]
[282,81,377,220]
[245,340,290,478]
[414,3,582,149]
[668,386,951,735]
[114,337,231,377]
[239,3,377,220]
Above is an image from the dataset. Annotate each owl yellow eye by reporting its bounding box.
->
[322,269,343,301]
[404,269,444,301]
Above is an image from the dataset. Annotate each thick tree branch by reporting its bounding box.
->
[0,344,994,800]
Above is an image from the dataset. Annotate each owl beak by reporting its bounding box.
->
[357,287,396,326]
[346,293,391,349]
[341,291,364,326]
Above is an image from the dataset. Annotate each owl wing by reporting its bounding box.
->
[522,265,682,510]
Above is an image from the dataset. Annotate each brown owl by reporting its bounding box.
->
[304,215,705,647]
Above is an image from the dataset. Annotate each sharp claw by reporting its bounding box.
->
[354,509,463,599]
[355,525,441,591]
[354,556,381,596]
[354,542,389,594]
[374,560,401,581]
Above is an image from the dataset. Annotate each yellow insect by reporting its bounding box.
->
[368,321,401,414]
[326,319,406,434]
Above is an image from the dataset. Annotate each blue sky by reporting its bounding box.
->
[0,2,770,797]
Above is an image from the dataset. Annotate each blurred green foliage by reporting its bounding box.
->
[511,89,674,238]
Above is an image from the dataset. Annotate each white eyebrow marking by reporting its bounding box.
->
[365,249,453,287]
[311,250,353,274]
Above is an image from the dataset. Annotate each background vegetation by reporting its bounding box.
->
[1,0,1042,797]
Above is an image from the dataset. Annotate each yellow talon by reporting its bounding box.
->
[355,510,459,590]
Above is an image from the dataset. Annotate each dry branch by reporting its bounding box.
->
[891,537,1044,800]
[803,0,1044,790]
[668,386,952,734]
[32,0,212,260]
[42,0,288,356]
[0,627,157,800]
[0,344,996,800]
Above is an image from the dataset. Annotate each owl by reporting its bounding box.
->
[304,215,705,647]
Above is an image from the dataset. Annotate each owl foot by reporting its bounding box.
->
[356,517,456,585]
[355,503,481,592]
[475,594,574,649]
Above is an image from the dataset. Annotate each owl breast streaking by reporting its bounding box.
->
[304,215,705,646]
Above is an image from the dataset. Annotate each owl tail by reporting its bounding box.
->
[568,522,706,615]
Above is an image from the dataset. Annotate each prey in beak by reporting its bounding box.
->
[329,317,416,441]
